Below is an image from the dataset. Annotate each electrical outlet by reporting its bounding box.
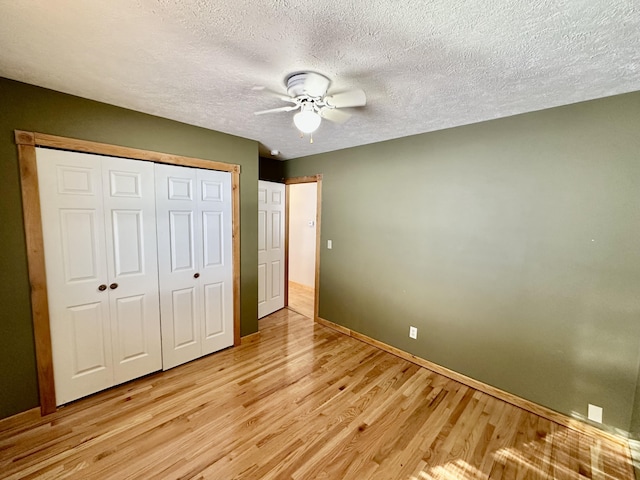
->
[588,404,603,423]
[327,240,332,249]
[409,326,418,339]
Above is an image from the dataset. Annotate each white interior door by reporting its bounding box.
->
[102,157,162,384]
[37,148,162,406]
[156,164,233,370]
[258,180,285,318]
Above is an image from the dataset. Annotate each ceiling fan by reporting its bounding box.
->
[253,72,366,137]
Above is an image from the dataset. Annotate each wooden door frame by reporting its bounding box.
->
[15,130,242,415]
[284,175,322,321]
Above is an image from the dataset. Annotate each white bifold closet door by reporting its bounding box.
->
[155,164,233,370]
[258,180,285,318]
[37,148,162,406]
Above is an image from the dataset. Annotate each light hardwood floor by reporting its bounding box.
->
[0,309,633,479]
[287,281,314,319]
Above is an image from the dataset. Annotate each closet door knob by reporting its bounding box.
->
[109,283,118,290]
[98,284,107,292]
[194,273,200,279]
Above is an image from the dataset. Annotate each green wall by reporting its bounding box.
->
[0,77,259,419]
[285,92,640,434]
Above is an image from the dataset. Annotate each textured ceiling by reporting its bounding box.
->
[1,0,639,159]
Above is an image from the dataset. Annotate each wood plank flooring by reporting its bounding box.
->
[0,309,634,479]
[287,281,314,319]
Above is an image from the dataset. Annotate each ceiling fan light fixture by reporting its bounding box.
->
[293,108,322,134]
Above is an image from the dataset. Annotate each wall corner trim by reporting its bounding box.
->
[315,316,630,448]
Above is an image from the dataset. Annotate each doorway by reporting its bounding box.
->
[285,175,322,320]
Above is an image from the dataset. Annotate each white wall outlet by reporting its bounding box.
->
[588,404,603,423]
[409,326,418,339]
[327,240,332,249]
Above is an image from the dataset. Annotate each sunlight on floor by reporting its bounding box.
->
[413,459,486,480]
[410,430,630,480]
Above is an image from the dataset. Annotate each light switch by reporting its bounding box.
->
[327,240,332,249]
[308,220,315,227]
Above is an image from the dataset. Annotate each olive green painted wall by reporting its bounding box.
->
[285,92,640,434]
[0,77,259,419]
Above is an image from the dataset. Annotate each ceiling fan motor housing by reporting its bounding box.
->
[286,72,330,98]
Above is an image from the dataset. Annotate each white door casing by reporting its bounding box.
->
[155,164,233,370]
[258,180,285,318]
[36,148,162,405]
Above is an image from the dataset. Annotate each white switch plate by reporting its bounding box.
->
[588,404,603,423]
[327,240,332,249]
[409,326,418,339]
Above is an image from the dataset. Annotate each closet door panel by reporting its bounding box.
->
[198,170,233,354]
[172,287,198,347]
[36,148,113,406]
[155,164,202,369]
[67,302,109,375]
[169,211,196,271]
[113,294,147,361]
[103,157,162,384]
[202,211,223,267]
[59,209,101,284]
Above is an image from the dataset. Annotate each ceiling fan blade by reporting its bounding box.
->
[319,107,352,124]
[303,72,331,97]
[252,86,297,104]
[324,89,367,108]
[254,105,298,116]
